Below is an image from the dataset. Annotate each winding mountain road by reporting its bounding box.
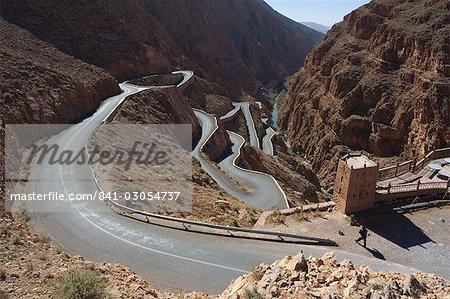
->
[193,109,287,210]
[25,73,423,293]
[262,127,276,156]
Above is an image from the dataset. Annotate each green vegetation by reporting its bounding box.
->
[51,269,108,299]
[25,261,34,272]
[244,288,263,299]
[0,289,9,299]
[10,234,21,245]
[0,268,6,281]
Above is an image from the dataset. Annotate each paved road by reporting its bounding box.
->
[193,110,287,210]
[221,104,275,156]
[26,75,423,293]
[262,127,276,156]
[231,102,259,149]
[219,105,240,120]
[219,131,287,210]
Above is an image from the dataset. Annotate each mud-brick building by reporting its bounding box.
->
[333,154,379,214]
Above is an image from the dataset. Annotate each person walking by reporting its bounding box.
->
[356,225,368,247]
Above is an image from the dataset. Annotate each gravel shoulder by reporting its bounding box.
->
[261,206,450,279]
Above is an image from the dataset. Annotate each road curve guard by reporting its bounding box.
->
[104,196,337,247]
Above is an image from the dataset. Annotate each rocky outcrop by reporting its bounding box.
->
[203,124,232,162]
[1,0,324,96]
[221,251,450,298]
[278,0,450,185]
[0,19,120,125]
[237,145,324,205]
[112,87,201,143]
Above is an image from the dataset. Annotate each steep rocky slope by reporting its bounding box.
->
[0,18,120,211]
[237,145,325,206]
[1,0,323,96]
[278,0,450,185]
[96,88,259,227]
[0,18,120,125]
[221,251,450,298]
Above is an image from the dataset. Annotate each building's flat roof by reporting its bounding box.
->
[345,155,377,169]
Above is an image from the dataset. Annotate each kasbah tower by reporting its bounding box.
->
[333,154,379,214]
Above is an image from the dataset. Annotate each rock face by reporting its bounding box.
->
[0,18,120,205]
[0,19,120,125]
[1,0,324,96]
[113,88,201,143]
[220,251,450,298]
[278,0,450,185]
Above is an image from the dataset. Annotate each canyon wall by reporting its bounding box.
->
[1,0,323,96]
[278,0,450,185]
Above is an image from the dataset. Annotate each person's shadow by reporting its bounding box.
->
[356,242,386,260]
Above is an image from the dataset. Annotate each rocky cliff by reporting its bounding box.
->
[0,19,120,125]
[278,0,450,185]
[0,18,120,207]
[1,0,323,96]
[221,251,450,298]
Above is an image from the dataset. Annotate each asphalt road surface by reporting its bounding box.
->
[25,76,422,293]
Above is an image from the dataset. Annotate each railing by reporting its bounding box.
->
[378,147,450,181]
[104,197,337,246]
[414,148,450,172]
[377,181,449,195]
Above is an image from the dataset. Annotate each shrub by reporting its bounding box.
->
[244,288,263,299]
[10,234,21,245]
[0,268,6,281]
[37,235,50,244]
[25,261,34,272]
[251,269,264,281]
[232,219,239,227]
[51,269,108,299]
[0,289,9,299]
[3,92,14,102]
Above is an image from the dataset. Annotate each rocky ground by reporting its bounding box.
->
[260,206,450,280]
[221,251,450,299]
[278,0,450,186]
[0,212,215,299]
[2,210,449,299]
